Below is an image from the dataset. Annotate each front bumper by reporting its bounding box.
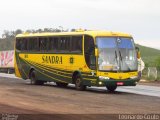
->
[97,78,140,87]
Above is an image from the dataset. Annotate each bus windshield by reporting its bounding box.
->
[97,37,138,72]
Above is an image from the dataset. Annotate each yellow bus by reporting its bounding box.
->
[15,30,140,91]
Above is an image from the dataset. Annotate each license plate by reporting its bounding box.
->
[117,82,124,86]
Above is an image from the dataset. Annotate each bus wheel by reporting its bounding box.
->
[75,76,86,91]
[7,69,11,74]
[106,85,117,92]
[30,71,44,85]
[56,82,68,87]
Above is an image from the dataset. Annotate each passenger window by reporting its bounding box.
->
[48,37,59,52]
[16,38,28,51]
[71,36,82,53]
[59,37,70,52]
[39,37,48,51]
[16,38,22,50]
[28,37,39,51]
[22,38,28,51]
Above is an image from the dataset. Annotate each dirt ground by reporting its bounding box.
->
[139,79,160,86]
[0,77,160,120]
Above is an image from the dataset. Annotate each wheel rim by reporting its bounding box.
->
[76,78,81,87]
[31,72,35,84]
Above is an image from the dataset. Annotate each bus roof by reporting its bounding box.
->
[16,30,132,38]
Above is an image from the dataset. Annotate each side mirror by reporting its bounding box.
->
[95,48,99,57]
[135,47,139,51]
[137,52,141,59]
[135,47,141,59]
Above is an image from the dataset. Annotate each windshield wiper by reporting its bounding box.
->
[115,51,119,71]
[115,51,117,59]
[118,50,123,72]
[119,51,122,61]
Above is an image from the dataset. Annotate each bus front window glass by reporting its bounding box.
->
[97,37,138,71]
[97,37,118,71]
[117,38,138,71]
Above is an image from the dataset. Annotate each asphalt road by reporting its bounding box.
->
[0,73,160,97]
[91,85,160,98]
[0,73,160,120]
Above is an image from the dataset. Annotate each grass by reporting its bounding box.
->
[135,44,160,81]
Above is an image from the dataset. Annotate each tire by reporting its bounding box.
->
[75,76,86,91]
[30,70,44,85]
[7,69,10,74]
[56,82,68,87]
[106,85,117,92]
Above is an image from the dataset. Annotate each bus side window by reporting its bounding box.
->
[59,37,70,53]
[84,35,96,70]
[49,37,54,51]
[16,38,22,50]
[71,36,82,53]
[65,37,70,51]
[22,38,28,51]
[60,37,65,51]
[16,38,27,51]
[28,37,39,52]
[49,37,59,52]
[39,37,48,52]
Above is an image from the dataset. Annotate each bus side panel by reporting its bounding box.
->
[18,53,97,84]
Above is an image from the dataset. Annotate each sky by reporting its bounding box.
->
[0,0,160,49]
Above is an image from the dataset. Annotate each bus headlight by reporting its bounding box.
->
[130,76,138,79]
[99,76,110,80]
[98,82,103,85]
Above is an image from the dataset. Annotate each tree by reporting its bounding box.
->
[71,29,76,32]
[2,30,10,38]
[15,29,23,35]
[36,29,43,33]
